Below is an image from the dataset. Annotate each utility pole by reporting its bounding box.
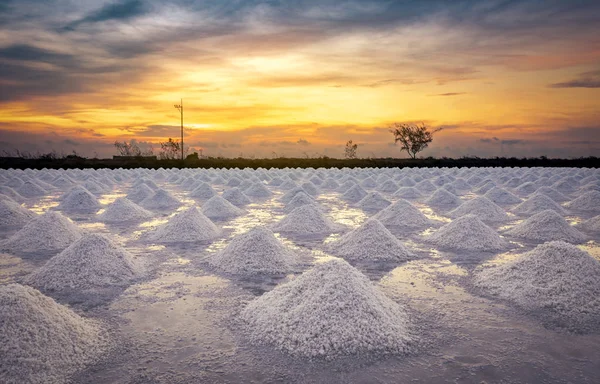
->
[174,99,184,160]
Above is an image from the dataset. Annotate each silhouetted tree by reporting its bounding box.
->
[159,138,187,160]
[390,123,442,159]
[345,140,358,159]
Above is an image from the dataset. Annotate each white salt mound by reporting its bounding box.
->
[580,215,600,232]
[26,233,142,291]
[98,197,153,222]
[505,210,587,244]
[0,200,36,228]
[484,187,522,205]
[140,189,181,210]
[512,193,566,216]
[147,206,220,243]
[209,227,294,276]
[356,191,391,212]
[126,183,155,203]
[473,241,600,332]
[284,191,315,213]
[427,214,508,252]
[326,219,415,263]
[244,183,272,198]
[374,199,432,229]
[394,187,423,200]
[201,195,244,220]
[273,204,336,235]
[0,284,107,384]
[16,181,47,198]
[565,190,600,212]
[425,188,461,209]
[342,184,368,203]
[57,187,101,213]
[535,186,569,202]
[222,187,252,207]
[449,197,509,222]
[1,211,82,253]
[280,187,310,204]
[189,182,217,199]
[240,258,416,359]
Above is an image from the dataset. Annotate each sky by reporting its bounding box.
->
[0,0,599,159]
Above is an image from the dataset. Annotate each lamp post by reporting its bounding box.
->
[174,99,183,160]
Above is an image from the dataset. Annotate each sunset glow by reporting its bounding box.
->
[1,0,599,158]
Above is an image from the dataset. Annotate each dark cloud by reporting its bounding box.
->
[549,70,600,88]
[479,137,500,143]
[64,0,149,30]
[501,139,527,146]
[432,92,467,96]
[297,138,311,146]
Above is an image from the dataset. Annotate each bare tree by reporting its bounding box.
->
[114,140,153,157]
[159,138,187,160]
[345,140,358,159]
[390,123,442,159]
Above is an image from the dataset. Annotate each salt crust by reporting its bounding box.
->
[146,206,220,243]
[484,187,522,205]
[505,210,587,244]
[201,195,244,220]
[240,258,415,359]
[272,204,336,235]
[0,199,36,228]
[26,233,142,291]
[356,191,391,212]
[373,199,432,229]
[98,197,153,222]
[1,211,82,253]
[208,226,294,276]
[473,241,600,332]
[449,196,509,222]
[426,214,508,252]
[0,284,107,384]
[512,193,566,216]
[139,189,182,210]
[326,219,415,263]
[565,190,600,212]
[222,187,252,207]
[57,187,101,213]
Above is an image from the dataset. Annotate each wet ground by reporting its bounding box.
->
[1,180,599,384]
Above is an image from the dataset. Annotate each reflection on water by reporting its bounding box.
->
[322,233,340,244]
[578,241,600,261]
[414,203,452,223]
[0,253,35,284]
[480,251,522,267]
[79,222,107,231]
[27,197,59,214]
[566,216,583,226]
[223,207,284,236]
[97,193,126,205]
[311,249,341,264]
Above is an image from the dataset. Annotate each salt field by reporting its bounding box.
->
[1,166,600,383]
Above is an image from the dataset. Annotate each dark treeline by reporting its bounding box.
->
[0,156,598,169]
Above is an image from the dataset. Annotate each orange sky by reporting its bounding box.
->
[1,0,599,158]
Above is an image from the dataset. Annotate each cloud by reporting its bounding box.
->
[64,0,149,30]
[549,70,600,88]
[297,138,311,146]
[501,139,528,146]
[431,92,467,96]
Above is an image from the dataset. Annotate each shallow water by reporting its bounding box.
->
[2,172,600,384]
